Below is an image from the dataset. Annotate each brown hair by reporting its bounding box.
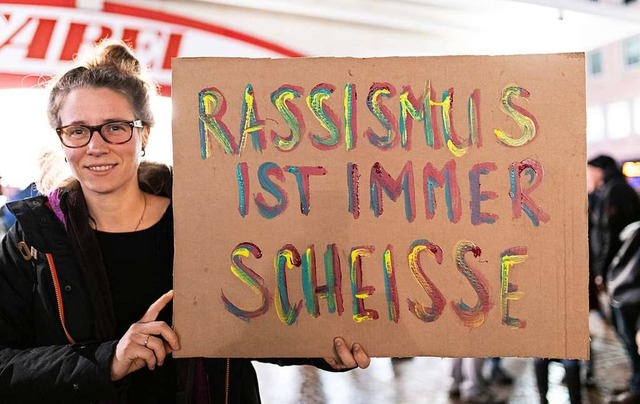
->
[47,39,156,129]
[39,40,158,193]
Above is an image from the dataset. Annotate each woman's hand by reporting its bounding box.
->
[110,290,180,381]
[324,337,371,370]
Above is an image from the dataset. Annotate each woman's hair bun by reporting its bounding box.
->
[46,38,156,132]
[85,40,141,76]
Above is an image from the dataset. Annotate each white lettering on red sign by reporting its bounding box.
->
[0,5,183,85]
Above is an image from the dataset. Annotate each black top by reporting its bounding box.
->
[1,177,334,403]
[95,204,175,403]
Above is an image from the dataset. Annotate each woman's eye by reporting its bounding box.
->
[69,127,87,136]
[107,122,128,134]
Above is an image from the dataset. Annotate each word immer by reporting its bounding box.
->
[236,158,549,226]
[222,240,528,329]
[198,83,537,157]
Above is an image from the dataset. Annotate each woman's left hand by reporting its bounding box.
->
[324,337,371,370]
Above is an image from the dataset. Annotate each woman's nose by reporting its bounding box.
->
[86,129,109,153]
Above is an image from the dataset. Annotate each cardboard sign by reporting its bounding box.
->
[172,54,588,359]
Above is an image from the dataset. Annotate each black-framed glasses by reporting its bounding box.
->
[56,120,144,148]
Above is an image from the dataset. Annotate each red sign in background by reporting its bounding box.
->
[0,0,303,94]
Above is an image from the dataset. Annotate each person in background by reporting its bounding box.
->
[585,190,600,387]
[0,176,5,237]
[588,155,640,404]
[0,149,55,231]
[487,357,514,385]
[0,40,370,403]
[588,155,640,299]
[605,220,640,404]
[0,182,40,231]
[450,358,505,404]
[533,358,582,404]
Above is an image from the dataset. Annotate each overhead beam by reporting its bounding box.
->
[510,0,640,23]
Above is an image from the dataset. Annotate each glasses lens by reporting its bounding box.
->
[60,126,90,147]
[58,121,136,147]
[101,122,133,144]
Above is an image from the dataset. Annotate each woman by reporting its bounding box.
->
[0,41,369,403]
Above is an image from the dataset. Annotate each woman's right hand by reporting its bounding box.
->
[110,290,180,381]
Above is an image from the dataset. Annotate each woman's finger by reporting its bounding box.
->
[142,334,167,366]
[352,343,371,369]
[163,340,174,355]
[129,343,158,371]
[323,356,341,370]
[333,337,357,369]
[138,321,180,351]
[140,290,174,323]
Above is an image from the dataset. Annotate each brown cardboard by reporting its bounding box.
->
[171,54,588,359]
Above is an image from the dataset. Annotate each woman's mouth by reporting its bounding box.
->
[87,164,116,172]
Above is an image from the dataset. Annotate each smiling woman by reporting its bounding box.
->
[0,88,173,191]
[0,40,370,404]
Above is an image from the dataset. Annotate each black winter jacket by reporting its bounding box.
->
[590,173,640,280]
[0,196,119,402]
[0,165,335,403]
[608,221,640,308]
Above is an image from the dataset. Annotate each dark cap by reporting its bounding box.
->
[588,155,618,170]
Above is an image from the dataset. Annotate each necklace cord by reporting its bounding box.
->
[133,193,147,231]
[88,192,147,231]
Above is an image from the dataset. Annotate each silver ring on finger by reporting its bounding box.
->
[143,334,150,348]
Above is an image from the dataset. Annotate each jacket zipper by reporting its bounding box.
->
[225,358,230,404]
[45,253,76,345]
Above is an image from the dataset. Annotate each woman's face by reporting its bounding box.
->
[58,87,149,196]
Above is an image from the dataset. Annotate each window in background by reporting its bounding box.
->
[587,50,602,76]
[606,101,632,139]
[587,105,606,142]
[633,97,640,135]
[623,35,640,66]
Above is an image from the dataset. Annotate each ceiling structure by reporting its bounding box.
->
[147,0,640,55]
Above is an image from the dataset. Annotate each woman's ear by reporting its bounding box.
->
[142,126,150,150]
